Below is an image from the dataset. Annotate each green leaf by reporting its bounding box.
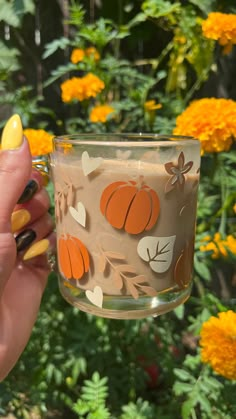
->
[43,37,71,59]
[73,399,89,415]
[126,12,146,28]
[174,368,194,382]
[0,41,20,74]
[194,255,211,281]
[13,0,35,16]
[43,63,76,87]
[188,0,215,15]
[182,399,196,419]
[173,304,185,320]
[0,1,20,26]
[142,0,181,19]
[173,381,193,396]
[197,392,212,414]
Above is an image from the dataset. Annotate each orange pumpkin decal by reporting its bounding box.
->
[100,179,160,234]
[58,234,90,280]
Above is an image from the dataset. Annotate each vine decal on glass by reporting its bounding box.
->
[97,245,157,299]
[55,169,76,221]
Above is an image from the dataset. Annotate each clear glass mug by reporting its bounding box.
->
[49,134,201,319]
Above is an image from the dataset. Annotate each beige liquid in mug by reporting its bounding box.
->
[50,136,200,319]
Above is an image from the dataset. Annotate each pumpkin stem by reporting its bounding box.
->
[137,175,145,189]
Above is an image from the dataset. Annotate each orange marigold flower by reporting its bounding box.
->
[83,73,105,99]
[202,12,236,54]
[90,104,115,123]
[173,98,236,153]
[70,48,85,64]
[85,46,100,61]
[61,73,105,103]
[144,100,162,112]
[24,128,54,156]
[199,310,236,380]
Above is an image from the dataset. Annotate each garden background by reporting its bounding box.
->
[0,0,236,418]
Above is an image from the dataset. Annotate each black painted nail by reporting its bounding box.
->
[15,229,37,252]
[17,179,38,204]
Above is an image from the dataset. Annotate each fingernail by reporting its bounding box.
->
[1,114,23,150]
[15,229,37,252]
[11,209,31,233]
[23,239,50,260]
[17,179,38,204]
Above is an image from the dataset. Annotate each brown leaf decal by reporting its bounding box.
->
[138,286,157,297]
[126,281,139,299]
[116,264,137,274]
[174,238,195,289]
[98,245,157,300]
[113,271,123,290]
[98,254,107,273]
[67,183,74,207]
[104,251,126,260]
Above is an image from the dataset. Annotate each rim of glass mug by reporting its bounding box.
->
[52,133,199,148]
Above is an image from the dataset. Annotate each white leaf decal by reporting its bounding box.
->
[137,235,176,273]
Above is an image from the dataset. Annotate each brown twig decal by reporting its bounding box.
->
[55,169,76,220]
[97,246,157,299]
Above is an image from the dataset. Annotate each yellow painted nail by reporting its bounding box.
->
[23,239,49,261]
[11,209,31,233]
[1,114,23,150]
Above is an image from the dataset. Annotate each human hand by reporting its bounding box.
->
[0,115,55,380]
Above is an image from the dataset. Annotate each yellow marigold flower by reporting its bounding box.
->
[144,100,162,112]
[85,47,100,61]
[200,233,236,259]
[225,235,236,255]
[173,98,236,153]
[61,73,105,103]
[24,128,54,156]
[200,239,220,259]
[233,203,236,213]
[174,35,187,45]
[90,104,115,123]
[199,310,236,380]
[70,48,85,64]
[202,12,236,54]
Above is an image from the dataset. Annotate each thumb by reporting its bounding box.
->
[0,114,32,295]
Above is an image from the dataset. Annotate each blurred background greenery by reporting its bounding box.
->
[0,1,236,418]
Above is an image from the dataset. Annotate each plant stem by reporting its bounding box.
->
[218,166,228,237]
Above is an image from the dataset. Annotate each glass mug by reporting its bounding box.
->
[49,134,201,319]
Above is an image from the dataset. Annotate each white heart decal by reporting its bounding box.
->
[137,235,176,273]
[85,286,103,308]
[69,202,86,227]
[116,149,132,160]
[82,151,103,176]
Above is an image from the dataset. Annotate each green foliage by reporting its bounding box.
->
[0,40,20,76]
[121,398,156,419]
[142,0,182,20]
[72,372,111,418]
[0,0,35,27]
